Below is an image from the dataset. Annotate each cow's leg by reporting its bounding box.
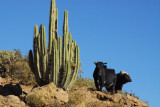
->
[111,80,117,94]
[99,85,103,91]
[99,81,103,91]
[110,85,115,94]
[94,79,100,91]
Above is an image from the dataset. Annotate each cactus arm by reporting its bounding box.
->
[29,50,34,74]
[58,36,62,69]
[51,39,58,84]
[68,45,80,89]
[49,0,57,53]
[38,25,47,79]
[29,50,45,86]
[63,10,69,34]
[33,25,41,79]
[63,61,71,90]
[61,10,70,87]
[55,8,58,39]
[68,32,72,63]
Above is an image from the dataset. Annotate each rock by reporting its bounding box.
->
[0,77,6,84]
[125,93,148,107]
[96,91,112,101]
[0,77,11,85]
[111,93,123,103]
[0,95,26,107]
[26,82,68,106]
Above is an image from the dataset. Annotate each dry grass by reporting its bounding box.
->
[65,77,96,106]
[71,77,96,90]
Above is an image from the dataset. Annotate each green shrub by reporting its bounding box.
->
[0,49,35,85]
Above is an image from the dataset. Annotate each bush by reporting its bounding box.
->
[0,49,35,85]
[71,77,96,90]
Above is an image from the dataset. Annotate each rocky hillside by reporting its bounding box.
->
[0,77,148,107]
[68,87,148,107]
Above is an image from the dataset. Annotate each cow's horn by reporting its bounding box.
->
[94,62,97,64]
[120,71,129,75]
[103,62,107,64]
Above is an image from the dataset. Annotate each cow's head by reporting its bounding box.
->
[120,71,132,83]
[94,62,107,69]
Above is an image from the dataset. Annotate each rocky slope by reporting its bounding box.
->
[0,77,148,107]
[67,87,148,107]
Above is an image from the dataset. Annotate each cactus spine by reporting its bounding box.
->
[29,0,80,90]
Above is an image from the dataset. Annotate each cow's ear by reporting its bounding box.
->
[94,62,97,64]
[103,62,107,64]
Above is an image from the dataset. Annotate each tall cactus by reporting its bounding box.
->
[29,0,80,90]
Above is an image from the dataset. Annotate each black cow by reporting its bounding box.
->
[115,71,132,92]
[93,62,117,94]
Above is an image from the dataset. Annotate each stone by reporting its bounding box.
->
[110,93,123,103]
[26,82,68,106]
[0,95,26,107]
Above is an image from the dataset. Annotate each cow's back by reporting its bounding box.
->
[104,69,117,85]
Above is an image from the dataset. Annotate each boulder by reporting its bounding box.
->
[0,95,26,107]
[26,82,68,106]
[110,93,123,103]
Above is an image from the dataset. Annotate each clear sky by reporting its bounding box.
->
[0,0,160,106]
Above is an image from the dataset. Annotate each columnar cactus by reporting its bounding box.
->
[29,0,80,90]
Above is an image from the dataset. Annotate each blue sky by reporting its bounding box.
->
[0,0,160,106]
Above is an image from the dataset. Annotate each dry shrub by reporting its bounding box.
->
[65,77,96,106]
[71,77,96,90]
